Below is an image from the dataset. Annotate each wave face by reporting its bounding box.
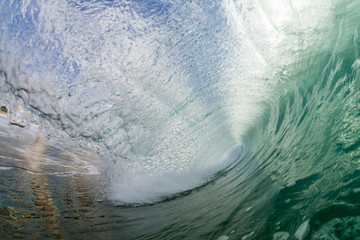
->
[1,0,360,211]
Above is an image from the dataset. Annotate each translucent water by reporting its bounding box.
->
[1,0,360,239]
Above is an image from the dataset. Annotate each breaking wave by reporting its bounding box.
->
[1,0,360,211]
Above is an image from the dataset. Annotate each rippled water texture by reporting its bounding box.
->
[1,0,360,239]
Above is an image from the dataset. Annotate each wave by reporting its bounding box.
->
[1,0,360,207]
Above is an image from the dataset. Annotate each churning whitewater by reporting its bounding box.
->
[1,0,360,239]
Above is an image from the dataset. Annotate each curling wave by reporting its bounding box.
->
[1,0,360,210]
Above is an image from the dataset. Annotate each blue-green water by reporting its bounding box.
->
[1,0,360,239]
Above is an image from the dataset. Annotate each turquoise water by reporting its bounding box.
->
[1,0,360,239]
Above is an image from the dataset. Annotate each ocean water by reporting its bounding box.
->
[1,0,360,239]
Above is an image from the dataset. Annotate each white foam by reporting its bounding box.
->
[273,232,289,240]
[241,231,255,240]
[0,166,14,170]
[110,172,203,203]
[109,143,242,204]
[294,220,310,240]
[217,235,229,240]
[286,181,296,187]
